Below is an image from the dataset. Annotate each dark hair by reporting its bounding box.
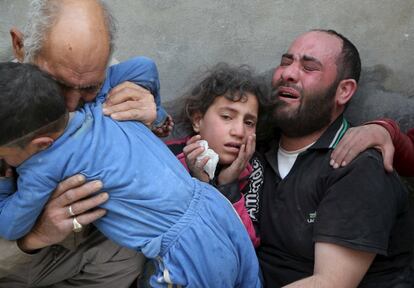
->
[0,62,67,146]
[312,29,361,83]
[174,63,269,136]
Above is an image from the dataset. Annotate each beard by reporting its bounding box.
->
[271,80,338,138]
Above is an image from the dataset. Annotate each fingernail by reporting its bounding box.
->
[93,180,103,189]
[341,161,346,166]
[329,159,334,166]
[102,108,108,114]
[333,163,339,169]
[77,174,86,182]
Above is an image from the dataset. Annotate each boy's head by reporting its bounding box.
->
[0,62,67,166]
[178,63,267,165]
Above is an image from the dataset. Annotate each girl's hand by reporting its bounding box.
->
[218,134,256,185]
[183,135,210,182]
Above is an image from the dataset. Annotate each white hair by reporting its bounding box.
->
[23,0,117,63]
[0,23,14,62]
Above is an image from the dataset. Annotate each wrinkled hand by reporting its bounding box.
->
[152,115,175,138]
[183,135,210,183]
[217,134,256,185]
[330,124,394,172]
[102,81,157,126]
[17,175,108,252]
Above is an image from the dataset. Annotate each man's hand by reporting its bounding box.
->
[17,175,108,252]
[0,160,14,178]
[217,134,255,185]
[152,115,174,138]
[183,135,210,183]
[102,81,157,126]
[330,124,395,172]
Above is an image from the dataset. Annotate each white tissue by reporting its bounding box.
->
[196,140,219,180]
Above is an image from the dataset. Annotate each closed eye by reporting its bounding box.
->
[81,85,101,94]
[303,65,319,72]
[280,58,293,66]
[57,82,102,95]
[221,114,232,120]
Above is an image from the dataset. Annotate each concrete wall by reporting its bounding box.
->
[0,0,413,130]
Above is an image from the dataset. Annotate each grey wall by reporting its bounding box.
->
[0,0,413,130]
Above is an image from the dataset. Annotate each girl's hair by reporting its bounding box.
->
[174,63,270,136]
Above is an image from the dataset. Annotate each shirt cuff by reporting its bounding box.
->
[364,118,399,143]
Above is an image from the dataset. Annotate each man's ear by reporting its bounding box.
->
[30,137,54,152]
[191,112,203,133]
[335,79,357,106]
[10,27,25,62]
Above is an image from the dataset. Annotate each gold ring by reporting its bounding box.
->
[72,217,83,233]
[68,205,75,217]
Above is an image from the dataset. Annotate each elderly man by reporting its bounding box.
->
[0,0,160,287]
[254,30,412,287]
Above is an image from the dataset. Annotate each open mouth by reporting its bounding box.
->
[277,87,300,100]
[276,86,300,100]
[279,91,298,99]
[224,142,242,152]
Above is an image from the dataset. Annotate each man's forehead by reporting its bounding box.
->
[35,54,106,88]
[35,0,111,84]
[287,31,342,63]
[35,40,108,88]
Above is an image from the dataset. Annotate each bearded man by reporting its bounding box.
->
[254,29,413,288]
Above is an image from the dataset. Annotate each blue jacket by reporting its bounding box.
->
[0,57,194,257]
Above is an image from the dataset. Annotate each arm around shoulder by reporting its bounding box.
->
[370,119,414,176]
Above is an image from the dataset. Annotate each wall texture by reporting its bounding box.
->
[0,0,413,130]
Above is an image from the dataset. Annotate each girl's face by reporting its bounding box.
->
[192,93,258,165]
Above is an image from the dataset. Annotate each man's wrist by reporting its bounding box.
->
[365,119,397,142]
[17,234,45,254]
